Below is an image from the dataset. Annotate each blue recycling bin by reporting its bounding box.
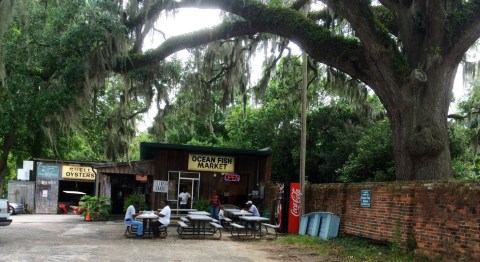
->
[299,212,340,240]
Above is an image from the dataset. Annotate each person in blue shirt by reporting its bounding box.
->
[243,200,260,230]
[245,200,260,216]
[124,201,143,238]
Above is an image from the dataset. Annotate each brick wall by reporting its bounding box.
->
[304,181,480,261]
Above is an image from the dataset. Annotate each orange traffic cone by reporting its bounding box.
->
[85,213,92,221]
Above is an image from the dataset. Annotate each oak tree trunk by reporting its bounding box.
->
[388,66,455,181]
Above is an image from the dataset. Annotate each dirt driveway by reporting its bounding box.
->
[0,214,327,262]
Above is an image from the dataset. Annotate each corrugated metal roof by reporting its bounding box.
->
[140,142,272,160]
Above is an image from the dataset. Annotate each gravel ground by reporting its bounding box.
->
[0,214,328,262]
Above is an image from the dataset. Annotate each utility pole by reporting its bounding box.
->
[300,2,310,216]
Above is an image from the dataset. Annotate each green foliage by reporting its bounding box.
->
[306,103,368,183]
[450,78,480,180]
[79,195,111,221]
[337,119,395,182]
[153,53,393,183]
[122,194,148,212]
[391,218,402,253]
[0,0,131,195]
[278,235,418,261]
[192,199,210,212]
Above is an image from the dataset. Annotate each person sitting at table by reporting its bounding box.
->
[245,200,260,216]
[243,200,260,230]
[124,201,143,238]
[152,200,171,239]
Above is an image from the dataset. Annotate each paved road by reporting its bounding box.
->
[0,214,294,262]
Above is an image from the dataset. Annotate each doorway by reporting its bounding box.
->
[167,171,200,213]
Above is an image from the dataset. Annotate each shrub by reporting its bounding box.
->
[123,194,148,212]
[192,199,210,212]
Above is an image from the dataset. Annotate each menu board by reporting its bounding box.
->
[37,162,60,180]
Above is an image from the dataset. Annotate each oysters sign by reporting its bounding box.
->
[62,165,95,181]
[188,154,235,173]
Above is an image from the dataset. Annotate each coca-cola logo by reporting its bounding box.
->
[290,188,301,217]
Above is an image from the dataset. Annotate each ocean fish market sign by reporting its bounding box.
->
[188,154,235,173]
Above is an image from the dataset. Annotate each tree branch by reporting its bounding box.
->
[290,0,310,10]
[321,0,394,52]
[125,0,178,29]
[447,0,480,61]
[115,21,258,72]
[119,0,372,86]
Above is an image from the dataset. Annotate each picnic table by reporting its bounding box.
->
[136,213,158,238]
[170,208,198,217]
[229,210,252,221]
[177,214,223,239]
[188,211,211,216]
[223,208,239,218]
[239,216,269,238]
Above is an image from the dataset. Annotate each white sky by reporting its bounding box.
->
[138,9,223,132]
[137,9,470,132]
[143,9,222,56]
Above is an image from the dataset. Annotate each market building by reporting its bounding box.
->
[94,142,272,215]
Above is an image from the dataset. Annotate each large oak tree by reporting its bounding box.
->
[119,0,480,181]
[2,0,479,188]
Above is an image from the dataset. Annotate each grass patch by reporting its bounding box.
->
[277,235,422,261]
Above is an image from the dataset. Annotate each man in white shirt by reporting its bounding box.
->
[152,200,171,239]
[124,201,143,238]
[178,187,191,209]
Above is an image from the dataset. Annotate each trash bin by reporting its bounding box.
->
[299,212,340,240]
[262,208,271,218]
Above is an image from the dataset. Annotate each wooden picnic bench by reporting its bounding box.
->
[126,224,168,238]
[229,222,247,237]
[209,222,223,239]
[177,218,223,239]
[157,224,168,238]
[261,223,280,239]
[124,224,138,238]
[180,216,190,223]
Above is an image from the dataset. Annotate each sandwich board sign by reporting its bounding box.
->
[153,180,168,193]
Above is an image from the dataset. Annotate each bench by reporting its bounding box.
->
[125,224,167,239]
[180,217,190,223]
[229,223,247,237]
[124,225,138,238]
[177,221,189,228]
[209,222,223,239]
[176,221,191,236]
[220,217,232,228]
[261,223,280,239]
[158,224,168,238]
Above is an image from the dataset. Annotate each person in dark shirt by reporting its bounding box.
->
[209,190,220,220]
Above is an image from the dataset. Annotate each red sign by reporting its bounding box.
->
[223,173,240,182]
[288,183,301,233]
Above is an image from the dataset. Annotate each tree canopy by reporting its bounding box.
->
[1,0,480,194]
[121,0,480,181]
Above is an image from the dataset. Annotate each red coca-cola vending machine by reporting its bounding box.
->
[274,182,301,233]
[287,182,301,233]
